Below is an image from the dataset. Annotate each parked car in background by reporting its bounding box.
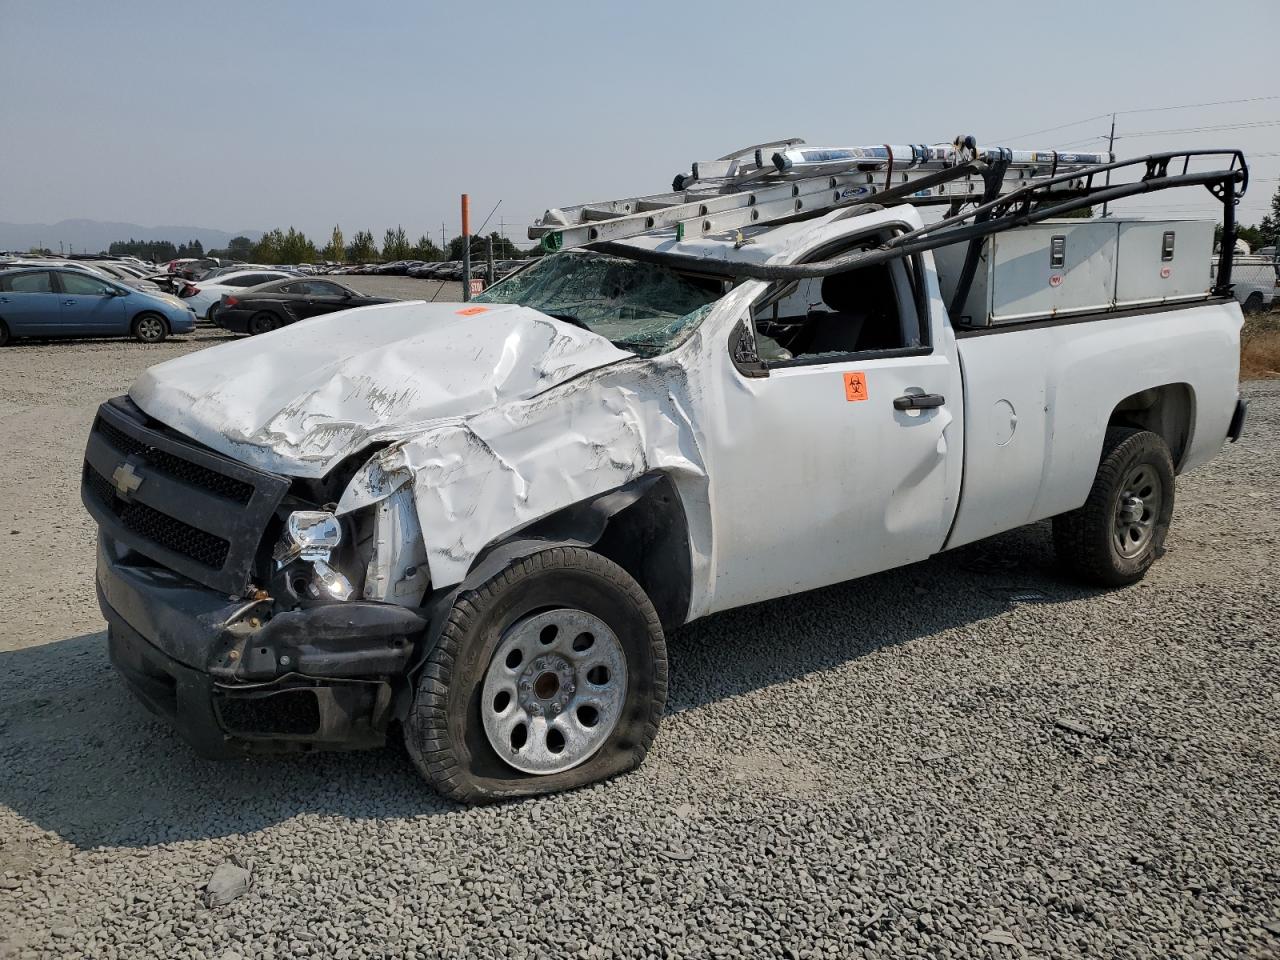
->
[1215,257,1279,313]
[166,258,219,280]
[201,263,257,280]
[178,269,296,323]
[216,277,395,335]
[86,261,164,293]
[0,267,195,345]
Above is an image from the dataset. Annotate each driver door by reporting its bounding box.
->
[701,250,964,614]
[299,281,355,316]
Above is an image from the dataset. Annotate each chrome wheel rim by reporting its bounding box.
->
[136,316,164,342]
[1113,464,1162,558]
[481,609,627,775]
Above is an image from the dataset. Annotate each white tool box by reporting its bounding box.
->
[934,219,1214,326]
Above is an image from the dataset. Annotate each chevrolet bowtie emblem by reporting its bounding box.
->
[111,461,144,499]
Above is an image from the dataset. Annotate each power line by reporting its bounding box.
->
[1116,94,1280,117]
[1118,119,1280,138]
[997,94,1280,142]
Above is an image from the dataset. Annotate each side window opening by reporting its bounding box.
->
[750,255,924,365]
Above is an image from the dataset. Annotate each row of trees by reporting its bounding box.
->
[201,225,531,266]
[108,238,207,261]
[1216,184,1280,252]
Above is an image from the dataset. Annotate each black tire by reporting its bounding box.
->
[1243,292,1264,315]
[405,547,668,804]
[0,320,9,347]
[248,311,281,336]
[206,303,219,327]
[131,313,168,344]
[1053,427,1175,586]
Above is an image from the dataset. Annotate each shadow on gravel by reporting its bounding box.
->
[0,521,1106,851]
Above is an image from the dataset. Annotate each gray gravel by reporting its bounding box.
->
[0,326,1277,959]
[332,274,465,303]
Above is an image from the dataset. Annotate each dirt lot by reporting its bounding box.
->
[0,320,1277,958]
[335,275,465,303]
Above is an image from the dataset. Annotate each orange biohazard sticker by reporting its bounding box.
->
[456,306,488,316]
[843,371,868,402]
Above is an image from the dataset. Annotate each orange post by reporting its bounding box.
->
[461,194,472,301]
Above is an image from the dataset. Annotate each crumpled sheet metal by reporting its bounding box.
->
[337,354,711,597]
[129,301,632,479]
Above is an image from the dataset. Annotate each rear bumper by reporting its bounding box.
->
[216,307,252,333]
[97,534,426,757]
[1228,396,1248,443]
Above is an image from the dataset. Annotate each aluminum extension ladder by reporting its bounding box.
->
[529,136,1113,252]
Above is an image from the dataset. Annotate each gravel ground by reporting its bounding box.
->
[0,326,1277,959]
[331,275,465,303]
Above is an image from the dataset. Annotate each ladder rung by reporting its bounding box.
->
[530,138,1115,250]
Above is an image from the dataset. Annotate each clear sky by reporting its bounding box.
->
[2,0,1278,248]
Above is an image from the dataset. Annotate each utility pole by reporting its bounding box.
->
[485,235,495,286]
[1101,112,1116,218]
[440,222,447,257]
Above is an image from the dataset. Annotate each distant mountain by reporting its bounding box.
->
[0,219,263,254]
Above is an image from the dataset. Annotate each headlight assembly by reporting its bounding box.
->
[274,510,353,601]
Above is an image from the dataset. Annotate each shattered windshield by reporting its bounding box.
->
[473,250,726,357]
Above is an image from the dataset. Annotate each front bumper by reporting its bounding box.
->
[97,534,427,757]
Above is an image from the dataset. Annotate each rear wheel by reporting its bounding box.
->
[1053,427,1175,586]
[131,313,168,344]
[404,547,667,803]
[206,303,220,326]
[0,320,9,347]
[248,311,281,335]
[1243,292,1265,314]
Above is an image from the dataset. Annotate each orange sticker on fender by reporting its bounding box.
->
[456,306,488,316]
[843,371,868,402]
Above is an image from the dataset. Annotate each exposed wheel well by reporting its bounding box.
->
[1107,383,1194,471]
[470,473,693,633]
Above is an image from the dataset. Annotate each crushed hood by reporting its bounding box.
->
[129,300,634,477]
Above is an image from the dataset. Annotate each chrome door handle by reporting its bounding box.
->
[893,393,946,410]
[63,299,77,305]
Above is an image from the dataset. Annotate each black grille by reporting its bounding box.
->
[96,417,254,505]
[85,465,230,569]
[83,398,290,595]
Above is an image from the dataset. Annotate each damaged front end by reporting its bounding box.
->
[84,397,428,756]
[85,261,721,762]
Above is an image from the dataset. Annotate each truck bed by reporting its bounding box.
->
[946,297,1242,549]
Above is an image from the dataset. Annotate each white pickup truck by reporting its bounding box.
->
[82,143,1250,802]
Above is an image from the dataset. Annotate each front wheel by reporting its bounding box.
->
[1243,292,1265,314]
[131,313,168,343]
[404,547,668,803]
[0,320,9,347]
[1053,427,1175,586]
